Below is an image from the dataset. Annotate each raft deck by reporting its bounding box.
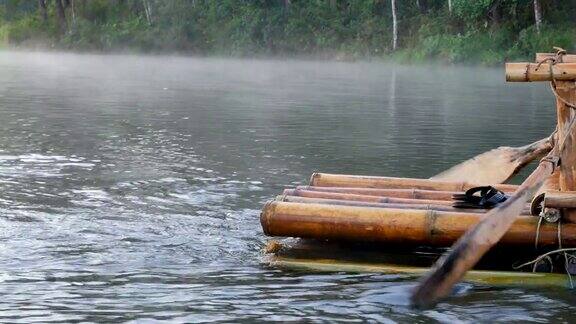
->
[260,173,576,277]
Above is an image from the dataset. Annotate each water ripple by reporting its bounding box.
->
[0,51,567,322]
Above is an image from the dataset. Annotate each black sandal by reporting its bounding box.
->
[452,186,509,209]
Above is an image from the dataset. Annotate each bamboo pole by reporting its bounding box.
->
[282,195,472,212]
[260,201,574,247]
[506,63,576,82]
[555,81,576,222]
[278,195,532,215]
[283,189,454,206]
[544,191,576,208]
[295,186,458,200]
[309,173,518,192]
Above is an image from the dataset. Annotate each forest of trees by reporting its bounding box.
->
[0,0,574,64]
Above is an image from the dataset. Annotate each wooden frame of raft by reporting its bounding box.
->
[261,174,571,247]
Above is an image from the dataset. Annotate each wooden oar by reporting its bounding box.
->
[431,135,554,184]
[411,155,557,308]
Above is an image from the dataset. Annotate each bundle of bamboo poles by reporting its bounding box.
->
[261,173,576,247]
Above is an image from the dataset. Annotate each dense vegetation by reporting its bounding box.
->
[0,0,574,64]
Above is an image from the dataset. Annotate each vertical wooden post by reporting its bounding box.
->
[555,81,576,221]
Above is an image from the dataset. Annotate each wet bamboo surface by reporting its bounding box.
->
[277,195,506,214]
[283,189,453,205]
[280,193,532,215]
[261,202,576,247]
[267,256,569,288]
[295,186,458,200]
[264,239,569,286]
[309,173,519,192]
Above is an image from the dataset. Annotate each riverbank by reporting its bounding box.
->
[4,28,573,65]
[1,2,575,66]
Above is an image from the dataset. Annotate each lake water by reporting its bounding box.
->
[0,51,572,322]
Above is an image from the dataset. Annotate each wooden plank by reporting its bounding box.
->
[431,136,552,184]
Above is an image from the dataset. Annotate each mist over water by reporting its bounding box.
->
[0,51,572,322]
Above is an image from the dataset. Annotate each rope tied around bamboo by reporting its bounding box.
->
[534,47,576,110]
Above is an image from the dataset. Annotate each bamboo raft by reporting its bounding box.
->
[259,51,576,302]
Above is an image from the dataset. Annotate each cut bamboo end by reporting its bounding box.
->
[309,173,518,192]
[260,200,277,236]
[261,202,575,247]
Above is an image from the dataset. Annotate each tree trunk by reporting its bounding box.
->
[416,0,427,14]
[487,0,502,26]
[281,0,291,15]
[143,0,152,25]
[38,0,48,23]
[329,0,337,10]
[391,0,398,51]
[533,0,542,33]
[448,0,452,14]
[55,0,67,34]
[70,0,76,27]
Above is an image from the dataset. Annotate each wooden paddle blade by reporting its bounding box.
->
[411,161,554,308]
[431,136,553,184]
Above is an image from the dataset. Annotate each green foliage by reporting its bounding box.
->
[0,0,575,65]
[452,0,493,21]
[513,25,576,56]
[4,14,52,46]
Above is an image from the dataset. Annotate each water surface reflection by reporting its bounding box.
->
[0,51,569,322]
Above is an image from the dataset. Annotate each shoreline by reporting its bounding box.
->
[0,45,519,68]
